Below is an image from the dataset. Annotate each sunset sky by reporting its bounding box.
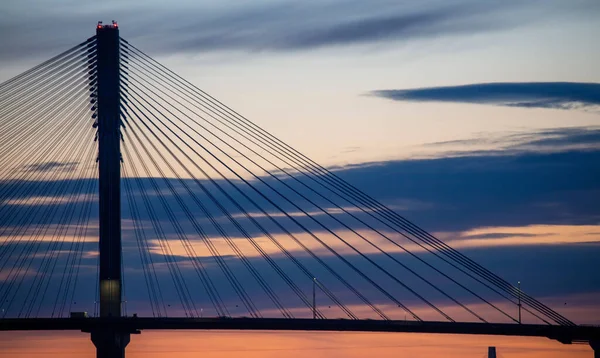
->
[0,0,599,357]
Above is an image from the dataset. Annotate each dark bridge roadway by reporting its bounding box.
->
[1,317,599,345]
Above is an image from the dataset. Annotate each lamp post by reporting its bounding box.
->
[518,281,522,324]
[312,278,317,319]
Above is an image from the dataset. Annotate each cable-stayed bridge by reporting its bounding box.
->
[0,22,598,357]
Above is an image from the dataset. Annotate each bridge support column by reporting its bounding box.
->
[96,21,122,320]
[92,20,129,358]
[591,340,599,358]
[91,330,130,358]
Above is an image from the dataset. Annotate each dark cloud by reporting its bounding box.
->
[333,150,600,233]
[371,82,600,111]
[2,128,599,234]
[267,4,504,51]
[3,150,599,233]
[0,0,598,64]
[458,232,540,240]
[21,161,79,173]
[2,126,599,319]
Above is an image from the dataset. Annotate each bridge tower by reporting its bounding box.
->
[591,340,599,358]
[89,21,131,358]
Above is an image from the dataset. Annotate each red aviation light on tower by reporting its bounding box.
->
[96,20,119,30]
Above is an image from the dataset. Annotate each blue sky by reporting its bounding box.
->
[0,0,599,327]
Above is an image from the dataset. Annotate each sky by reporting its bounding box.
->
[1,0,600,357]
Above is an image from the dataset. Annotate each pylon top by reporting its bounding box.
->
[97,20,118,30]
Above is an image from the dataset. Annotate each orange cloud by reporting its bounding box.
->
[442,225,600,247]
[145,224,600,259]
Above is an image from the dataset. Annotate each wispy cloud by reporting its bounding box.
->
[371,82,600,112]
[421,127,600,156]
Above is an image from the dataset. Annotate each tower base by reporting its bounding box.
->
[91,330,130,358]
[591,340,599,358]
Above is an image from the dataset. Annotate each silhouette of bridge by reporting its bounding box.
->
[0,22,598,357]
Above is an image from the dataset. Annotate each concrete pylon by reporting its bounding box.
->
[590,340,599,358]
[91,20,130,358]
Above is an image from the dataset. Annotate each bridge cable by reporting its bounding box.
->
[27,140,97,318]
[46,148,97,317]
[0,110,93,317]
[121,57,519,324]
[119,68,392,321]
[121,107,243,318]
[120,39,574,326]
[0,36,95,92]
[122,163,166,317]
[122,59,477,323]
[6,117,94,317]
[122,104,284,318]
[122,104,326,319]
[0,44,94,122]
[0,89,92,251]
[118,83,358,321]
[119,75,364,318]
[121,142,198,318]
[121,83,329,319]
[122,134,226,318]
[0,68,92,198]
[0,95,92,270]
[60,165,98,317]
[120,70,420,322]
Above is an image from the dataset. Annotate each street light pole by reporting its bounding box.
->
[518,281,522,324]
[313,278,316,319]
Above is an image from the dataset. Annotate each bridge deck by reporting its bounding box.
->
[1,317,598,344]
